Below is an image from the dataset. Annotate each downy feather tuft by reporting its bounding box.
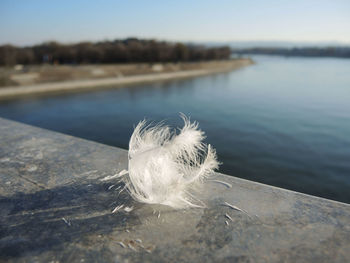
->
[123,114,219,209]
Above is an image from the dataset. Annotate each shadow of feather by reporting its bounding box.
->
[0,180,141,259]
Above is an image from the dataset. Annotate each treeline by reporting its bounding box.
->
[0,38,231,66]
[232,47,350,58]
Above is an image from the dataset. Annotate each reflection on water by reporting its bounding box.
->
[1,55,350,203]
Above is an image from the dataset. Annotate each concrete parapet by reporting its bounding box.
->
[0,117,349,262]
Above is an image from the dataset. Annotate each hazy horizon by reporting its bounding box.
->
[2,38,350,49]
[1,0,350,47]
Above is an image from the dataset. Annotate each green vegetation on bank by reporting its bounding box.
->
[0,38,231,66]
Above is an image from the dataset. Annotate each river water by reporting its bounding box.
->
[1,55,350,203]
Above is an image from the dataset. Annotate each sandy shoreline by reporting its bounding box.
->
[0,59,253,99]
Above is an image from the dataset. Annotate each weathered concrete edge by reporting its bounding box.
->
[0,60,253,100]
[0,116,348,208]
[1,117,350,262]
[218,171,350,207]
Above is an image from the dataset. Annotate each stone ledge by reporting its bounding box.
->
[0,117,349,262]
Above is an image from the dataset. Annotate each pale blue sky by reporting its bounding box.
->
[1,0,349,46]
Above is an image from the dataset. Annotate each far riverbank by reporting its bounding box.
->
[0,59,253,99]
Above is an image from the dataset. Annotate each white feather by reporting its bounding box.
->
[122,114,219,209]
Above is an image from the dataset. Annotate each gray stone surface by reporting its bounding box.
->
[0,117,349,262]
